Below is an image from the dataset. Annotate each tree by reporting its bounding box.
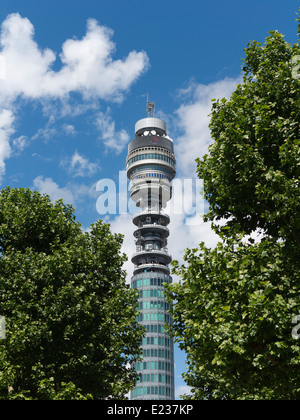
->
[165,23,300,400]
[0,187,143,400]
[199,30,300,248]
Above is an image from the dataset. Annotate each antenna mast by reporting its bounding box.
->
[146,93,155,117]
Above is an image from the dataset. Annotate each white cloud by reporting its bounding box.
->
[12,134,28,153]
[0,53,6,79]
[33,176,75,204]
[0,14,56,102]
[32,175,98,206]
[0,108,14,180]
[174,77,242,177]
[62,124,76,136]
[109,213,135,283]
[32,126,57,142]
[0,13,149,102]
[0,13,149,182]
[62,150,98,177]
[175,385,191,399]
[96,109,130,153]
[168,212,220,269]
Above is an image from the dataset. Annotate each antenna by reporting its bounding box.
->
[146,93,155,117]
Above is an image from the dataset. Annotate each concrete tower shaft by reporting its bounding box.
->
[127,113,176,400]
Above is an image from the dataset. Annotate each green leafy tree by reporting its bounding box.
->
[165,22,300,400]
[0,187,143,400]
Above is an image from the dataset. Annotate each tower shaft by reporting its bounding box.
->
[127,115,176,400]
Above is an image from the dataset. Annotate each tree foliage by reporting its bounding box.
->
[199,30,300,247]
[165,26,300,399]
[0,187,143,400]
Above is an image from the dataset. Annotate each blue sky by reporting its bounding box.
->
[0,0,299,399]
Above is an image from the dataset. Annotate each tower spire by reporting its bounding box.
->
[146,93,155,117]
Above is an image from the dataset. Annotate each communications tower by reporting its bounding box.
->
[127,99,176,400]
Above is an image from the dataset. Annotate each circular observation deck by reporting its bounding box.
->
[133,223,169,239]
[131,249,172,266]
[127,117,176,182]
[128,135,174,155]
[132,211,170,227]
[126,139,176,182]
[135,117,167,136]
[133,262,170,276]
